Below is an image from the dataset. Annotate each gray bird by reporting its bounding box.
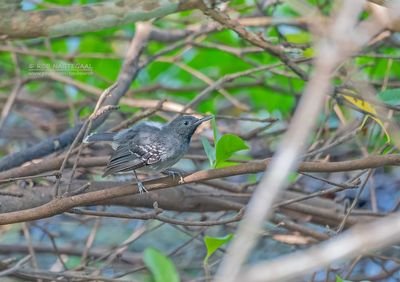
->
[84,115,212,193]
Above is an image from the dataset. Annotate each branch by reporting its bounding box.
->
[199,4,308,80]
[1,154,400,181]
[68,207,245,227]
[0,0,199,39]
[0,154,399,225]
[0,179,375,229]
[215,1,385,280]
[238,212,400,282]
[0,21,151,172]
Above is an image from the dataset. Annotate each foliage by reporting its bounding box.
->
[203,234,234,264]
[340,94,391,142]
[201,118,249,168]
[378,88,400,105]
[214,134,249,168]
[202,134,249,168]
[335,275,353,282]
[143,248,180,282]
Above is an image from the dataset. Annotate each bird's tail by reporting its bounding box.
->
[83,132,116,143]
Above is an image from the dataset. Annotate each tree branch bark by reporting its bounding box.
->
[0,0,200,39]
[0,154,398,225]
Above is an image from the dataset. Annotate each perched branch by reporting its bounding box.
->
[0,154,399,225]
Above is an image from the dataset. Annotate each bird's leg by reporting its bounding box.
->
[162,168,185,184]
[133,170,148,193]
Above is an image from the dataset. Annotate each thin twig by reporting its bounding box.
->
[0,255,31,277]
[68,207,244,226]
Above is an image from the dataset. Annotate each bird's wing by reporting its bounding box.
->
[102,142,163,177]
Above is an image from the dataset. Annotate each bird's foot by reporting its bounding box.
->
[137,181,148,194]
[163,169,184,184]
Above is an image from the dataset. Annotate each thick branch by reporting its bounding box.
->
[1,154,400,181]
[0,154,399,225]
[0,0,199,39]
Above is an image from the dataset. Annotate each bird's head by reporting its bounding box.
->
[168,115,213,141]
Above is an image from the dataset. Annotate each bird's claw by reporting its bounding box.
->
[164,170,184,184]
[137,181,148,194]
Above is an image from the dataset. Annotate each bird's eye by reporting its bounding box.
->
[184,121,189,126]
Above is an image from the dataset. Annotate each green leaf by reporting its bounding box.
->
[143,248,180,282]
[78,106,92,119]
[287,172,299,184]
[211,117,221,141]
[203,234,233,264]
[198,98,216,114]
[303,47,314,58]
[215,161,238,168]
[248,86,296,116]
[285,32,311,44]
[378,88,400,105]
[51,38,68,53]
[201,136,215,167]
[335,275,352,282]
[215,134,249,168]
[65,256,81,269]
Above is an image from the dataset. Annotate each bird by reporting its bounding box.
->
[84,115,213,193]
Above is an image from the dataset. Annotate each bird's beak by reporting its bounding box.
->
[194,115,213,126]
